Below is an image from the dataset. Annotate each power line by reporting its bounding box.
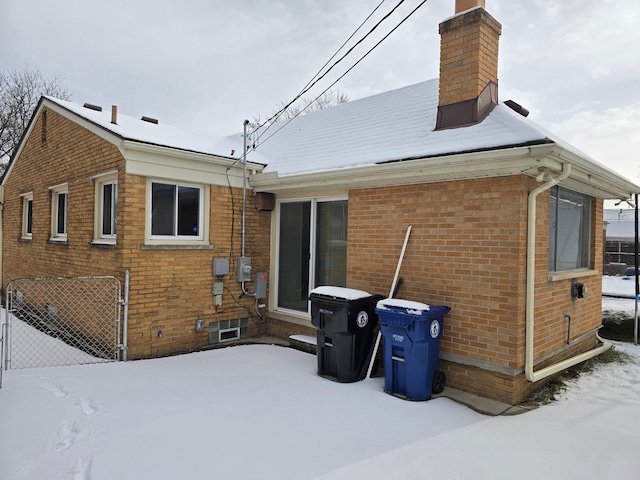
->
[255,0,406,139]
[255,0,430,148]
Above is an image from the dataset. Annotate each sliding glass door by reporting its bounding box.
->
[277,198,348,313]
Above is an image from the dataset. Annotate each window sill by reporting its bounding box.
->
[140,244,213,250]
[268,309,312,328]
[18,237,32,243]
[47,239,68,246]
[548,268,598,282]
[90,241,117,249]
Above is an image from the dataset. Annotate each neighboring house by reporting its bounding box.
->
[604,208,639,273]
[0,98,270,360]
[2,0,639,404]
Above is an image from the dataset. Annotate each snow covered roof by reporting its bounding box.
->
[230,78,594,177]
[605,208,639,241]
[42,96,244,161]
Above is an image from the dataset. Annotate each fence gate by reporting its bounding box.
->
[1,276,123,381]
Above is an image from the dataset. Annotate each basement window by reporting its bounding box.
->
[549,186,591,272]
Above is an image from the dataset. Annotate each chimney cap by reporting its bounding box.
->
[455,0,485,14]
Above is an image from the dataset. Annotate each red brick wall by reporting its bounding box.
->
[345,176,603,403]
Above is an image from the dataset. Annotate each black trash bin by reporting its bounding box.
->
[310,286,381,383]
[376,298,450,401]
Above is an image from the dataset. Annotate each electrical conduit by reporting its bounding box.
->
[525,162,611,382]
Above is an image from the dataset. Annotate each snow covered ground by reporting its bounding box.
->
[1,301,640,480]
[603,274,639,299]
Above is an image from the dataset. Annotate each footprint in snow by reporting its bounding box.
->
[41,383,67,398]
[59,454,93,480]
[78,396,97,416]
[55,420,79,452]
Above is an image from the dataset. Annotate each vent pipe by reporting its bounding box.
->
[111,105,118,124]
[83,103,102,112]
[455,0,485,13]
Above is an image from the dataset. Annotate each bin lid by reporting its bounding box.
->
[310,286,371,300]
[376,298,431,314]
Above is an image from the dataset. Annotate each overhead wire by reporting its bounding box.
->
[255,0,406,140]
[256,0,430,148]
[292,0,387,107]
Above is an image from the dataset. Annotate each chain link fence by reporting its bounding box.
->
[1,276,123,378]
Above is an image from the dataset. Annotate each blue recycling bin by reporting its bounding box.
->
[376,298,450,401]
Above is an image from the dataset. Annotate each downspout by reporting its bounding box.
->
[525,163,611,382]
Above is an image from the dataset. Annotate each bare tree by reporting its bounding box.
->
[0,66,71,168]
[249,88,348,130]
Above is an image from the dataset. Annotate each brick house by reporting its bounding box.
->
[0,98,270,359]
[224,0,639,404]
[2,0,638,404]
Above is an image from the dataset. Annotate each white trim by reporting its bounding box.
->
[144,178,210,246]
[548,268,598,282]
[93,172,118,244]
[48,182,69,191]
[274,195,348,315]
[90,170,118,181]
[21,192,33,239]
[124,141,264,189]
[250,144,639,200]
[49,183,68,242]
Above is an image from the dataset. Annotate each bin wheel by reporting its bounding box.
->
[432,370,446,394]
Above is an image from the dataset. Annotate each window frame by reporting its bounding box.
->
[49,183,68,242]
[92,172,118,244]
[20,192,33,240]
[145,178,209,245]
[275,195,348,316]
[548,186,592,273]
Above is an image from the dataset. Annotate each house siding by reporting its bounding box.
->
[2,107,272,360]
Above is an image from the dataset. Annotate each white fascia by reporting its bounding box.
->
[123,141,264,189]
[249,143,640,200]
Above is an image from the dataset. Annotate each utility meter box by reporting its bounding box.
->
[213,258,230,277]
[255,272,267,299]
[236,257,252,282]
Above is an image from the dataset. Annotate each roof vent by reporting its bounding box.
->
[504,99,530,117]
[141,116,159,124]
[83,103,103,112]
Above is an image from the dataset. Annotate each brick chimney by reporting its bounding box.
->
[436,0,502,130]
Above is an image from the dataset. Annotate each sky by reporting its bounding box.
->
[1,0,639,186]
[0,295,639,479]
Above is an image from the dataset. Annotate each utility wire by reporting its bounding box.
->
[295,0,387,105]
[255,0,405,139]
[256,0,430,148]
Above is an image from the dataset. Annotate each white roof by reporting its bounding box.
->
[605,209,639,241]
[44,96,241,160]
[230,78,601,177]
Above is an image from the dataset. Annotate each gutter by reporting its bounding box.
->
[525,162,611,382]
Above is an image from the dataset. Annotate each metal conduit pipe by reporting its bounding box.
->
[525,163,611,383]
